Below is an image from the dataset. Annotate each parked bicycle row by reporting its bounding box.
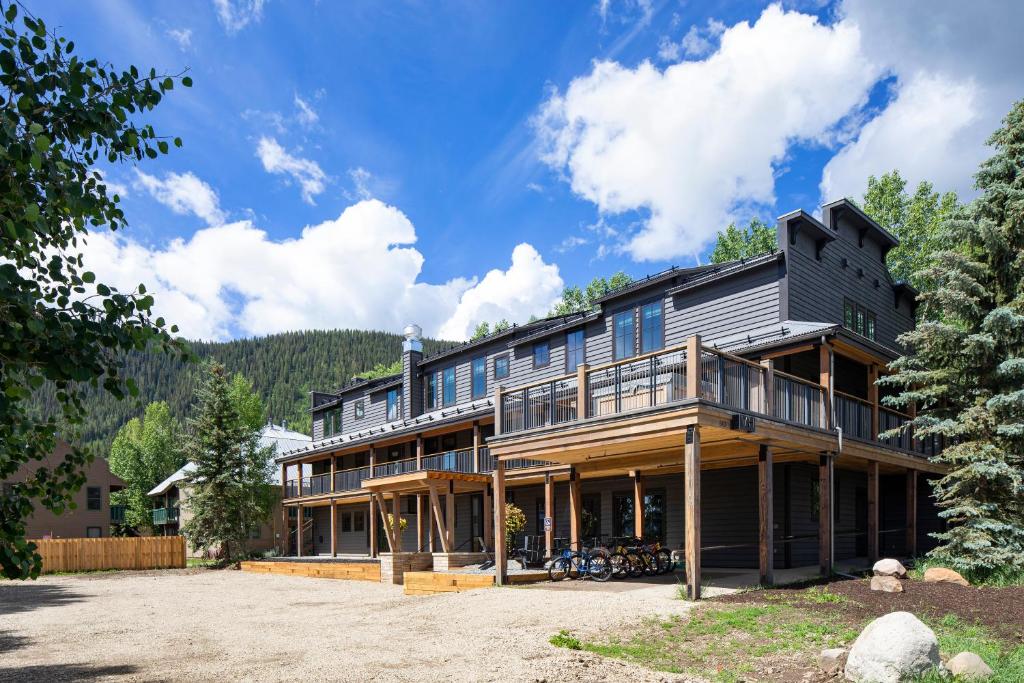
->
[546,536,675,583]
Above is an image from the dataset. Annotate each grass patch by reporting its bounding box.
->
[186,558,218,568]
[909,557,1024,587]
[913,615,1024,683]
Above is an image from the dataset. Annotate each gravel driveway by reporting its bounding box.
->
[0,569,704,682]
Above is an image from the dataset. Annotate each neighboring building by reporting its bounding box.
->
[276,200,945,597]
[2,440,127,539]
[148,422,310,558]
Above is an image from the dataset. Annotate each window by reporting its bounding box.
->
[844,299,855,329]
[843,299,877,341]
[535,500,545,535]
[640,301,663,354]
[406,497,417,515]
[494,354,510,380]
[87,486,101,511]
[855,307,865,335]
[342,511,352,533]
[613,310,635,360]
[471,356,487,399]
[533,340,550,368]
[386,388,400,422]
[425,372,437,410]
[442,366,456,406]
[353,510,365,532]
[565,330,585,373]
[866,312,876,341]
[323,406,342,438]
[582,494,601,539]
[612,493,634,537]
[642,490,666,542]
[86,527,101,538]
[354,399,365,420]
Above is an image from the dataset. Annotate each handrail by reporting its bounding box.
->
[772,368,825,391]
[879,404,912,420]
[586,341,688,373]
[498,370,576,395]
[834,389,871,407]
[700,344,766,371]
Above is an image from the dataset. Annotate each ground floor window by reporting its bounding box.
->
[342,511,352,532]
[86,526,102,538]
[582,493,601,539]
[611,489,665,542]
[612,492,633,537]
[535,499,545,536]
[353,510,365,532]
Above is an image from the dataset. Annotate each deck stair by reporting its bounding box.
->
[240,560,380,582]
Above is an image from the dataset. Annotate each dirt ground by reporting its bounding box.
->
[0,568,702,682]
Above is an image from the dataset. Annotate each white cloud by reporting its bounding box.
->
[555,235,589,253]
[820,0,1024,201]
[598,0,653,26]
[166,28,192,50]
[133,170,226,225]
[293,93,319,127]
[76,199,563,342]
[537,5,879,261]
[659,18,726,62]
[213,0,265,34]
[348,167,372,200]
[256,137,327,204]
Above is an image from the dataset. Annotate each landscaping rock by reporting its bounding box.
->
[819,648,847,674]
[923,567,970,586]
[946,652,993,680]
[872,558,907,578]
[869,576,904,593]
[844,611,941,683]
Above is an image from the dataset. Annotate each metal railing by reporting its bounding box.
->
[835,391,873,440]
[422,449,474,473]
[301,473,331,496]
[879,407,913,451]
[372,457,418,478]
[588,348,687,419]
[771,371,825,428]
[335,465,371,492]
[151,507,179,525]
[698,348,765,412]
[478,447,495,472]
[500,375,579,433]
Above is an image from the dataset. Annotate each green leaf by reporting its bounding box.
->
[182,76,192,87]
[82,271,95,283]
[96,283,111,296]
[25,204,39,221]
[5,4,17,22]
[28,122,43,135]
[34,135,50,152]
[157,140,168,154]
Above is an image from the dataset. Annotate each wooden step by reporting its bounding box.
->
[403,571,495,595]
[240,561,380,582]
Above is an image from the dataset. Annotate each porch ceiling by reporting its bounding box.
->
[361,469,490,495]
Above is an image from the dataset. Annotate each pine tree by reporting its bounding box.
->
[881,100,1024,580]
[181,362,273,562]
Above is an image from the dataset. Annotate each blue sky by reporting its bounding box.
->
[31,1,1024,341]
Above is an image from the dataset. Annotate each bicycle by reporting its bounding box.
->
[548,543,612,582]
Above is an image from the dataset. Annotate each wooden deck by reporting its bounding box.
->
[240,560,381,582]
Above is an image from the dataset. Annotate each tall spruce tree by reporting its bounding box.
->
[881,101,1024,579]
[182,362,273,562]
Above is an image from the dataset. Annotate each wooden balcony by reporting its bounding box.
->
[151,507,179,525]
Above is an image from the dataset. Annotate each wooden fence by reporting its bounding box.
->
[32,536,186,574]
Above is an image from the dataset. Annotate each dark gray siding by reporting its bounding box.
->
[668,264,782,346]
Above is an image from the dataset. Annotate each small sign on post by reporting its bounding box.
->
[543,517,552,531]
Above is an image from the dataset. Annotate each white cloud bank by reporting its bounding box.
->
[77,199,563,342]
[539,1,1024,262]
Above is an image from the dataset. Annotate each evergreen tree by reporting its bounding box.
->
[181,362,273,562]
[881,101,1024,579]
[108,402,185,532]
[709,218,776,263]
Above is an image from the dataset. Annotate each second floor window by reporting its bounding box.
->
[566,329,585,372]
[425,372,437,410]
[533,340,550,368]
[640,301,663,353]
[471,357,486,398]
[494,354,510,380]
[443,366,456,406]
[613,310,635,360]
[844,299,877,341]
[323,407,342,437]
[386,388,400,422]
[354,399,365,420]
[87,486,101,511]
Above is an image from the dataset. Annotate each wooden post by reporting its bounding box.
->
[494,386,504,435]
[906,469,918,558]
[281,504,289,555]
[330,501,337,557]
[684,426,701,600]
[543,473,554,557]
[416,495,424,552]
[372,493,395,552]
[392,492,403,553]
[416,434,423,469]
[576,363,589,419]
[867,460,879,563]
[686,335,702,399]
[446,481,456,552]
[632,471,645,540]
[819,343,832,429]
[281,462,287,500]
[818,454,832,576]
[427,483,450,553]
[494,460,507,585]
[868,364,880,440]
[296,505,304,557]
[758,445,774,587]
[482,483,493,551]
[330,456,336,493]
[761,359,775,415]
[369,446,378,558]
[472,421,480,472]
[568,467,581,549]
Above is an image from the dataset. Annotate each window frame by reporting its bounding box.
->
[354,399,365,420]
[612,308,636,361]
[471,356,487,399]
[565,329,585,373]
[425,371,437,410]
[866,311,876,341]
[386,388,400,422]
[639,299,664,354]
[532,340,550,369]
[86,486,101,511]
[493,353,510,380]
[442,366,456,407]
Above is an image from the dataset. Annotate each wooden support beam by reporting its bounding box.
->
[428,484,450,553]
[758,445,774,587]
[543,473,554,557]
[867,460,879,563]
[416,494,424,552]
[684,426,701,600]
[868,364,880,440]
[281,462,287,500]
[445,481,455,551]
[819,343,832,429]
[906,469,918,558]
[330,501,337,557]
[632,471,645,540]
[392,492,403,553]
[472,421,481,473]
[760,359,775,415]
[369,446,378,558]
[330,457,336,493]
[280,503,288,556]
[372,492,396,552]
[568,467,581,549]
[493,460,507,585]
[577,363,589,419]
[818,454,832,576]
[686,335,702,399]
[494,386,504,436]
[296,505,304,557]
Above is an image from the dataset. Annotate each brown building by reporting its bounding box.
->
[3,440,127,539]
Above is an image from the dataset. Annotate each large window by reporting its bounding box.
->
[471,356,487,398]
[565,329,585,373]
[640,301,663,354]
[533,341,550,368]
[442,366,456,406]
[87,486,101,511]
[386,388,400,422]
[612,492,634,537]
[611,489,665,541]
[494,354,510,380]
[425,372,437,410]
[843,298,877,341]
[613,310,635,360]
[86,527,102,538]
[323,406,342,437]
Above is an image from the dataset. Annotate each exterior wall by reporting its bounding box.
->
[667,264,782,345]
[4,441,125,539]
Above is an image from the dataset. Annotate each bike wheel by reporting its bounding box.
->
[640,550,658,576]
[625,552,644,578]
[589,554,613,582]
[609,552,630,580]
[567,553,582,580]
[548,557,570,582]
[655,548,673,574]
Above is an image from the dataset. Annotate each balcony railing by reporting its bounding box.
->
[335,465,371,492]
[500,376,579,433]
[152,507,179,525]
[372,457,418,478]
[422,449,474,473]
[590,349,687,418]
[835,391,873,440]
[770,371,825,428]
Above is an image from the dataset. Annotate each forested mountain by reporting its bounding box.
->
[34,329,454,454]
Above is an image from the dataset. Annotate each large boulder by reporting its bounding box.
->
[923,567,970,586]
[872,558,907,578]
[946,652,993,680]
[870,575,904,593]
[819,648,848,675]
[844,612,941,683]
